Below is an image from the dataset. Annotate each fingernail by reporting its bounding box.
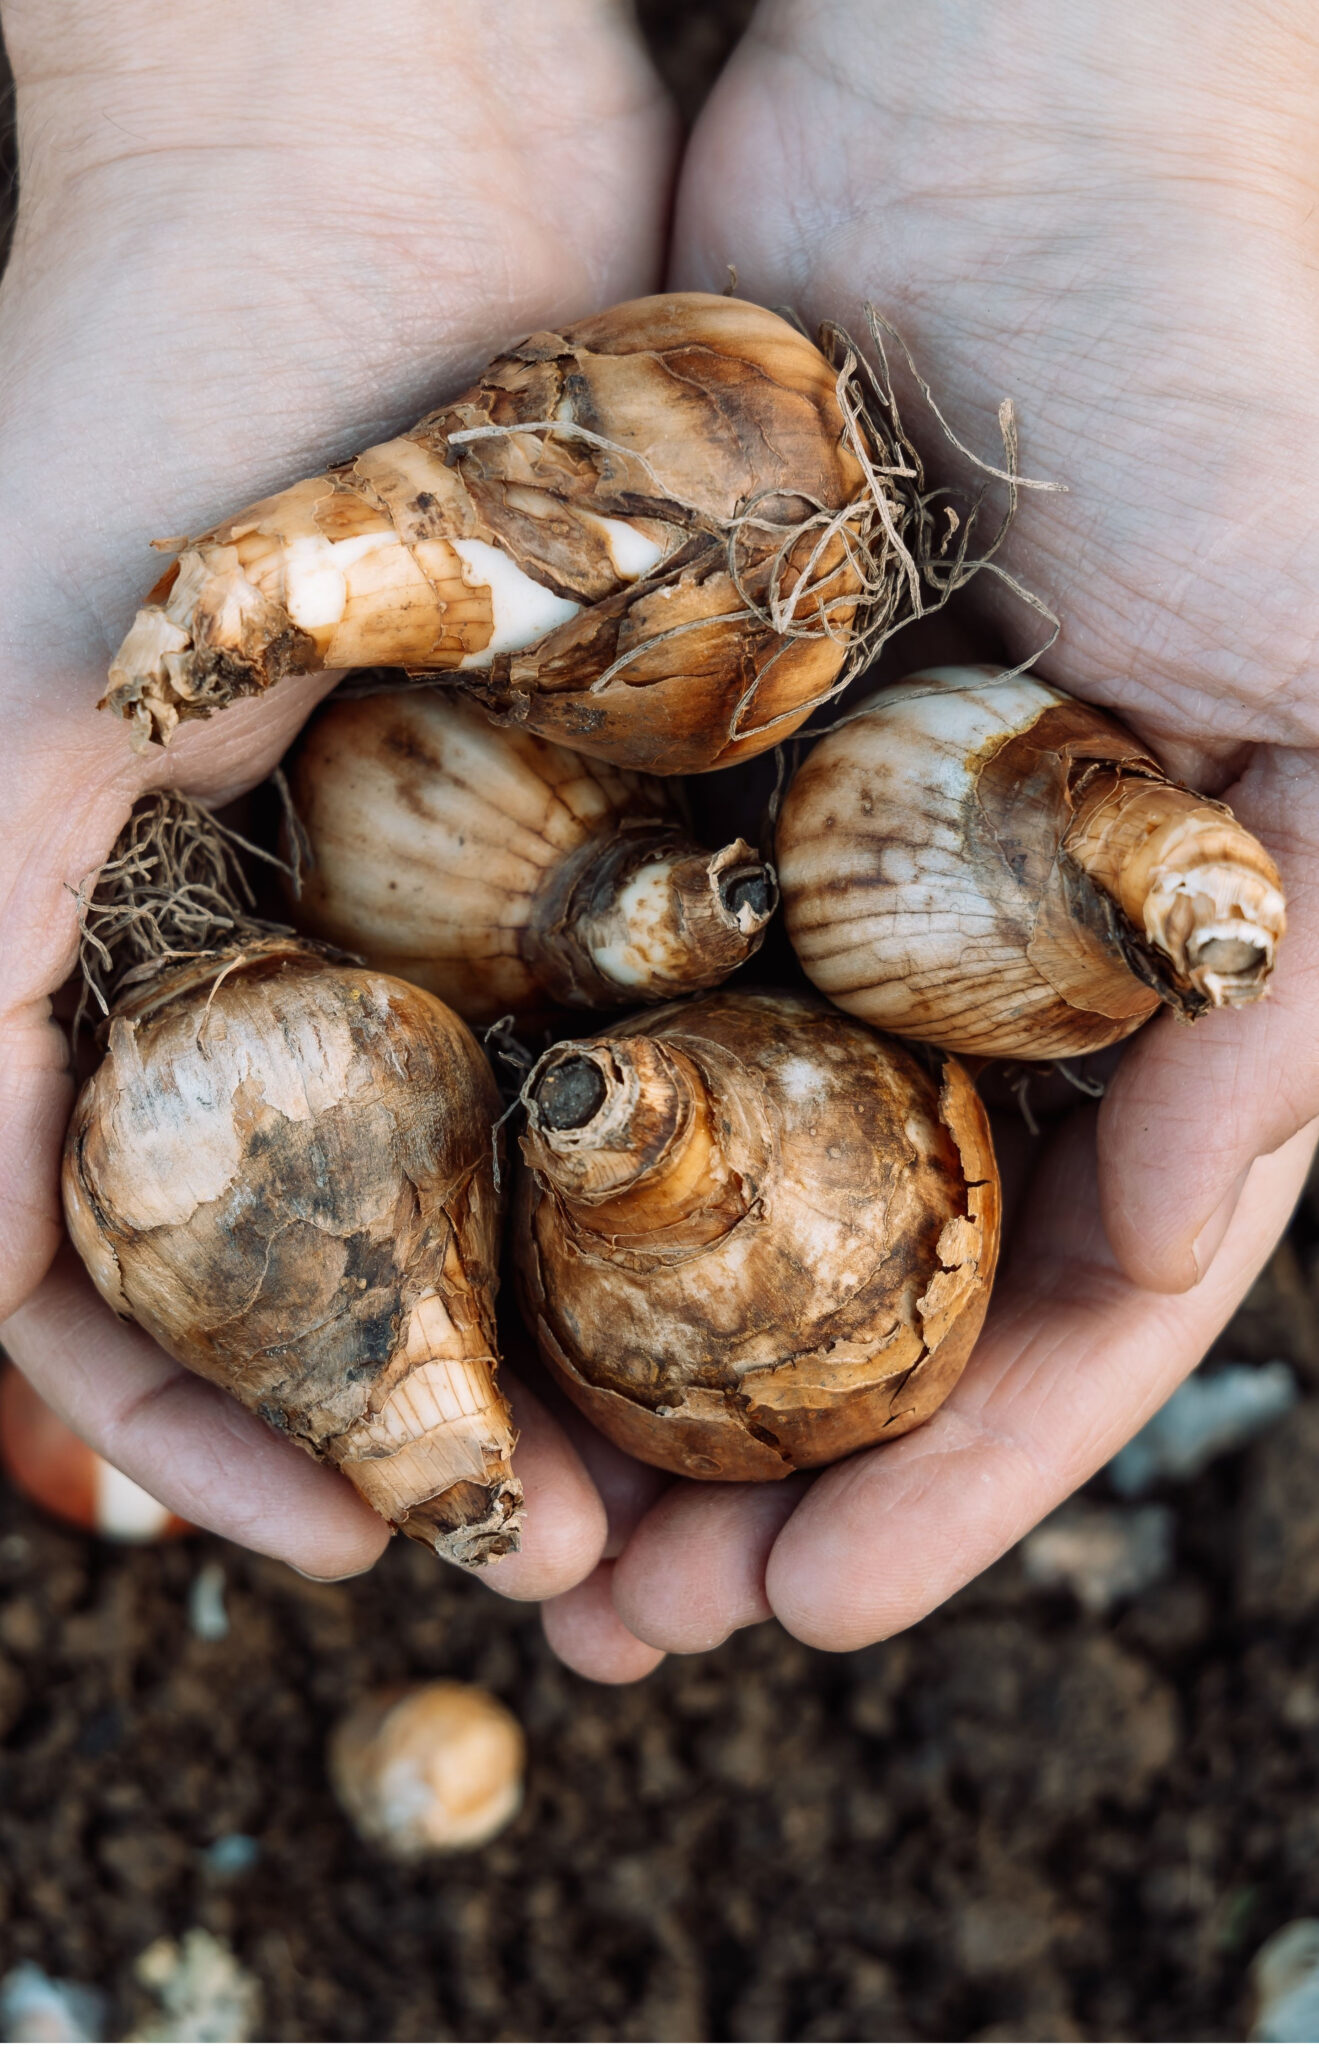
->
[1191,1167,1251,1283]
[289,1560,376,1584]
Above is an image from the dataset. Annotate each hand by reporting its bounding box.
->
[540,0,1319,1674]
[0,0,676,1581]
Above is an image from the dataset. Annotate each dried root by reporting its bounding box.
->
[73,792,291,1029]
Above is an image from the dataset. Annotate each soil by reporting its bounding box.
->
[7,1213,1319,2044]
[5,6,1319,2042]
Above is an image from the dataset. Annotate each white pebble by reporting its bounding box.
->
[0,1963,106,2044]
[1020,1502,1174,1615]
[1109,1362,1298,1497]
[187,1562,229,1643]
[1251,1920,1319,2041]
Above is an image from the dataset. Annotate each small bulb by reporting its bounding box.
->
[0,1362,188,1542]
[328,1681,525,1857]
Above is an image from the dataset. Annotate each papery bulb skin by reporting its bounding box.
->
[106,294,870,770]
[329,1681,525,1857]
[63,944,519,1565]
[777,666,1286,1061]
[284,689,777,1026]
[0,1362,190,1542]
[516,989,999,1481]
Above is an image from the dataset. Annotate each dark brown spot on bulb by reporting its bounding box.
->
[720,864,777,922]
[533,1055,608,1132]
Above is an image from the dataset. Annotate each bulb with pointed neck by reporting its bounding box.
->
[777,666,1286,1059]
[61,796,520,1567]
[284,690,778,1027]
[516,989,1000,1483]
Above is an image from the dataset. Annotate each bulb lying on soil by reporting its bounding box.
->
[61,796,520,1566]
[516,988,999,1481]
[329,1680,525,1856]
[0,1361,190,1542]
[105,292,931,770]
[283,687,776,1027]
[776,666,1286,1061]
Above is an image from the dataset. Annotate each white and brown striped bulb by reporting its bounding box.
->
[284,689,777,1028]
[777,666,1285,1060]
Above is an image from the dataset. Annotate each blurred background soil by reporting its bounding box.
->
[4,4,1319,2042]
[8,1205,1319,2044]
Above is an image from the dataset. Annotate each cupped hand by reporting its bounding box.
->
[542,0,1319,1675]
[0,0,676,1580]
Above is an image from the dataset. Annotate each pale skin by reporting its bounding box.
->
[1,0,1315,1677]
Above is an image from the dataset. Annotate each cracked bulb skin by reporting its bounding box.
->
[777,667,1287,1061]
[515,989,999,1482]
[284,688,777,1028]
[62,943,520,1567]
[106,293,867,771]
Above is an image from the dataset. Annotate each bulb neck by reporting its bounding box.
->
[520,1035,746,1245]
[1063,771,1285,1008]
[526,827,776,1011]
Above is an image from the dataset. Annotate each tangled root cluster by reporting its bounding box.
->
[74,793,288,1026]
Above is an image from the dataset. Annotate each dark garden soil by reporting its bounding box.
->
[4,5,1319,2042]
[6,1217,1319,2043]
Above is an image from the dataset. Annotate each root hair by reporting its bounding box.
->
[73,793,291,1030]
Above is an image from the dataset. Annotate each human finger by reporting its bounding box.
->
[609,1475,808,1654]
[471,1368,608,1602]
[546,1400,672,1559]
[764,1107,1315,1652]
[2,1247,389,1579]
[540,1561,666,1684]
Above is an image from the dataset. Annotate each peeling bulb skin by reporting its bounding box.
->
[776,666,1286,1061]
[61,802,521,1568]
[516,989,1000,1482]
[105,294,874,769]
[283,688,776,1026]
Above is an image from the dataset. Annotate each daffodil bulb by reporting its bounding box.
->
[62,797,519,1566]
[777,666,1285,1060]
[516,988,998,1481]
[329,1682,525,1858]
[284,688,776,1026]
[105,293,898,770]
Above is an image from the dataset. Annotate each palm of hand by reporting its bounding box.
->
[538,0,1319,1674]
[3,0,1314,1675]
[0,0,675,1577]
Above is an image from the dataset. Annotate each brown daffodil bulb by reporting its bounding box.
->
[515,989,999,1482]
[283,688,777,1027]
[104,293,878,770]
[61,797,520,1566]
[777,666,1286,1061]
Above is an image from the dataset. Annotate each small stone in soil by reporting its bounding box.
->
[1109,1362,1298,1497]
[1021,1502,1174,1615]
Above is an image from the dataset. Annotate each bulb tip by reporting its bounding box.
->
[718,862,777,926]
[530,1052,609,1132]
